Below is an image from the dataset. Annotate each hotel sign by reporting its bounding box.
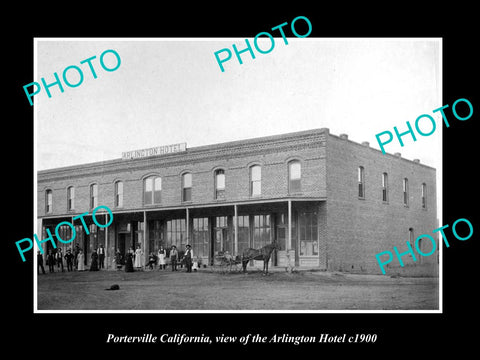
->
[122,142,187,160]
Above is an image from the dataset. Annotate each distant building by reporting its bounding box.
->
[37,128,438,275]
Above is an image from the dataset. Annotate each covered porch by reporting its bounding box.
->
[37,198,326,270]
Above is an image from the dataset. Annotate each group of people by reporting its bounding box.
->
[38,243,198,274]
[123,244,197,273]
[37,244,106,274]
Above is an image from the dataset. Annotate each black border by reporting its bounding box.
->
[7,5,478,355]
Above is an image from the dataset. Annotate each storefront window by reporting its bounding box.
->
[253,214,271,249]
[298,211,318,256]
[214,216,230,255]
[166,219,186,250]
[237,215,250,254]
[149,220,163,253]
[193,217,209,258]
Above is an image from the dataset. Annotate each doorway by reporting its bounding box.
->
[211,216,230,265]
[117,233,131,259]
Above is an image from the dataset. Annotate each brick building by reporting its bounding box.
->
[37,128,438,275]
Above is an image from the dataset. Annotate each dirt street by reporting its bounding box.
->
[36,268,439,311]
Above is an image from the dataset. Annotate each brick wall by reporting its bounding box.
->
[37,129,327,217]
[325,133,438,275]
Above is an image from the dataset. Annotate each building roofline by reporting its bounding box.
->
[38,128,330,177]
[328,132,436,170]
[37,126,436,180]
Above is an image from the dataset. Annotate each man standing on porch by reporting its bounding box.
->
[184,245,193,273]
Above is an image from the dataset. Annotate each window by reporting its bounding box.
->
[358,166,365,198]
[409,228,414,247]
[148,220,164,254]
[214,216,231,254]
[408,228,418,259]
[90,184,98,209]
[57,224,74,243]
[299,211,318,256]
[144,177,153,204]
[288,161,301,193]
[144,176,161,205]
[67,186,75,210]
[166,219,186,249]
[215,169,225,200]
[45,189,52,213]
[403,178,409,206]
[193,218,209,259]
[279,212,297,249]
[253,215,271,249]
[237,215,250,255]
[115,181,124,207]
[250,165,261,196]
[182,173,192,202]
[382,173,388,202]
[421,183,427,209]
[154,177,161,203]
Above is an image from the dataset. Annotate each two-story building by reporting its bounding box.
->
[37,128,438,275]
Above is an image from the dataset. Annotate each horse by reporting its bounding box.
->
[241,242,280,275]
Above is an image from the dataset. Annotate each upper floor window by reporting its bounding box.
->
[403,178,409,207]
[215,169,225,200]
[45,189,52,213]
[358,166,365,198]
[90,183,98,209]
[115,181,124,207]
[144,176,161,205]
[67,186,75,210]
[288,160,301,193]
[182,173,192,202]
[421,183,427,209]
[250,165,261,196]
[382,172,388,202]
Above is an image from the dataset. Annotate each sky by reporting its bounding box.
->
[35,38,441,185]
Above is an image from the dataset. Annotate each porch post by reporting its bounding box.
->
[143,211,148,266]
[234,204,238,255]
[186,207,190,245]
[288,200,292,251]
[104,214,109,269]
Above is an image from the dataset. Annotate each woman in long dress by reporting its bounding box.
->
[134,245,143,270]
[157,246,166,270]
[77,250,85,271]
[125,248,134,272]
[90,249,99,271]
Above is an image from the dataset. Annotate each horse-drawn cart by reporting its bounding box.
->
[211,242,280,274]
[211,252,242,273]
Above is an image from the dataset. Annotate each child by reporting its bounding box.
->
[157,246,166,270]
[146,252,157,270]
[170,245,178,271]
[192,256,199,272]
